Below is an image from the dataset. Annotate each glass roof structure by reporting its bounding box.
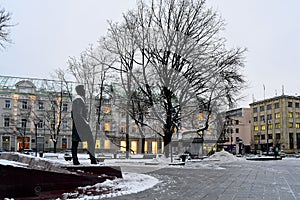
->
[0,75,76,92]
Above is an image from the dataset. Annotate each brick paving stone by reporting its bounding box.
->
[105,158,300,200]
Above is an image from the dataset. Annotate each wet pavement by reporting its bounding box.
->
[106,158,300,200]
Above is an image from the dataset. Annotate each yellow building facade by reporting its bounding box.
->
[250,95,300,154]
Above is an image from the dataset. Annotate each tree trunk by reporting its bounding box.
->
[163,133,172,158]
[53,141,57,153]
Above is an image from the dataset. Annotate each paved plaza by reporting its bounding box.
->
[107,158,300,200]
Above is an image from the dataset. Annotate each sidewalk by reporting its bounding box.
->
[107,158,300,200]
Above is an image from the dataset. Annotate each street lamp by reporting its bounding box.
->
[265,119,270,156]
[197,130,204,156]
[34,119,39,157]
[256,132,261,154]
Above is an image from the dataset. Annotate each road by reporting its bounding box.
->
[106,158,300,200]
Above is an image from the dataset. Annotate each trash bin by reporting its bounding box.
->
[180,154,188,162]
[39,151,43,158]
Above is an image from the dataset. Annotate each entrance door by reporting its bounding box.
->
[17,136,30,151]
[2,136,10,151]
[297,133,300,149]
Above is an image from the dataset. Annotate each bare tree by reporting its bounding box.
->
[67,42,116,153]
[0,7,12,49]
[107,0,246,157]
[28,77,74,153]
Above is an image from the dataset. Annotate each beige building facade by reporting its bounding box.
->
[250,95,300,154]
[217,108,251,154]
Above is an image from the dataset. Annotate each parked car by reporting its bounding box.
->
[62,150,72,161]
[21,149,35,156]
[279,151,286,158]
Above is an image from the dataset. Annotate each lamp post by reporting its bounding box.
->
[266,119,269,156]
[230,129,233,153]
[34,119,39,157]
[256,132,261,154]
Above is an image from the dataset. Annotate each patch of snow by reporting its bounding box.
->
[62,172,160,199]
[0,159,28,168]
[206,151,239,163]
[1,151,245,199]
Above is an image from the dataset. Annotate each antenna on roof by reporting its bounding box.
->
[282,85,285,95]
[275,90,277,96]
[263,84,265,100]
[252,94,255,102]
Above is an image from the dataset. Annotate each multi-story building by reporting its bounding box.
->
[0,76,74,152]
[2,75,236,156]
[250,95,300,154]
[217,108,251,154]
[0,75,165,154]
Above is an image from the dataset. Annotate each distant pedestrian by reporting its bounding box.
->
[274,145,279,158]
[71,85,97,165]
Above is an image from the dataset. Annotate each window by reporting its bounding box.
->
[260,115,265,121]
[235,128,239,133]
[62,103,68,112]
[254,126,259,131]
[276,133,281,140]
[260,106,265,112]
[296,102,300,108]
[288,112,293,118]
[267,104,272,110]
[62,119,68,130]
[21,119,27,128]
[253,116,258,122]
[235,120,239,125]
[253,107,258,113]
[95,140,100,149]
[288,102,293,107]
[62,138,67,149]
[5,100,11,108]
[96,107,100,115]
[120,141,126,151]
[104,122,110,131]
[297,133,300,149]
[288,122,293,128]
[104,140,110,149]
[198,113,203,121]
[275,123,281,129]
[275,113,281,119]
[132,124,137,133]
[51,101,56,110]
[275,102,280,109]
[289,133,294,149]
[268,134,273,139]
[296,123,300,129]
[38,119,43,128]
[261,134,265,140]
[22,101,28,109]
[38,101,44,110]
[105,105,111,114]
[152,141,158,154]
[268,124,272,130]
[121,123,126,133]
[50,120,55,130]
[261,125,266,131]
[267,114,272,120]
[131,141,138,154]
[4,117,10,127]
[296,112,300,118]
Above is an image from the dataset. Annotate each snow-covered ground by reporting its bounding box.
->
[1,151,242,199]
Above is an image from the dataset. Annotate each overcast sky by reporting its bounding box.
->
[1,0,300,107]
